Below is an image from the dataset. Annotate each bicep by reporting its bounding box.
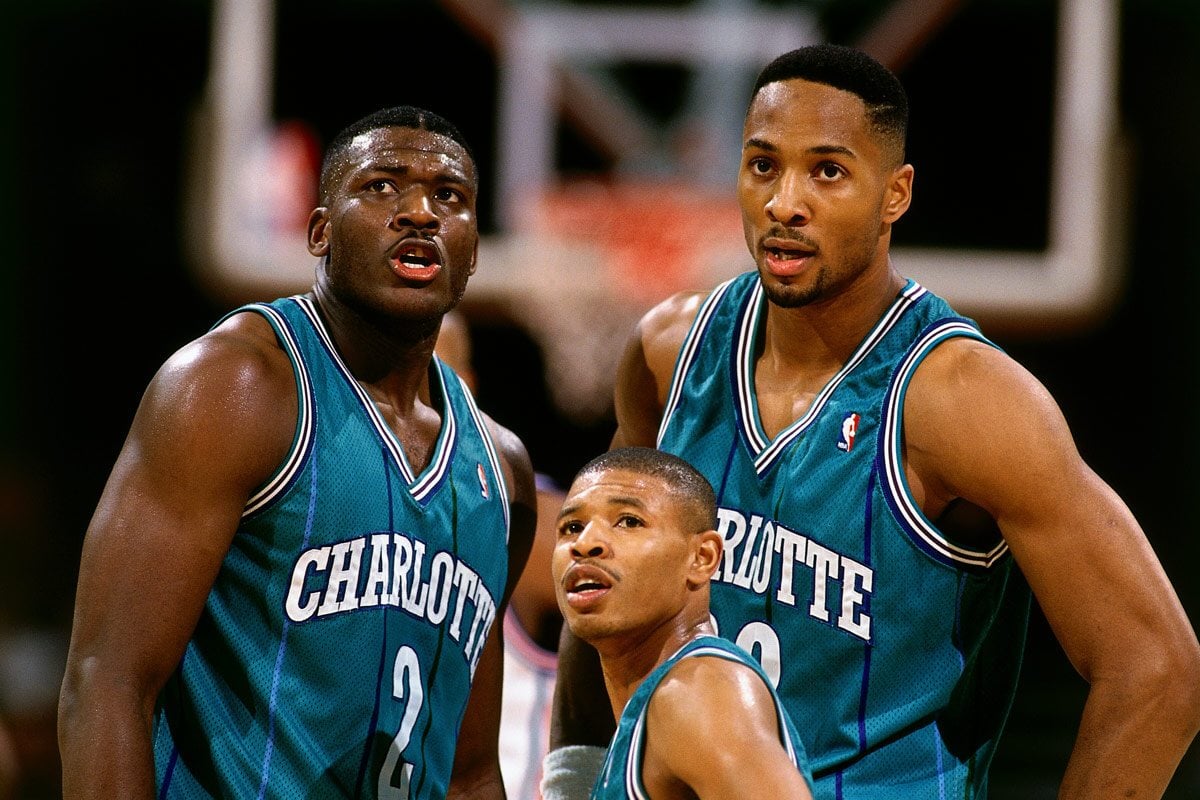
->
[610,325,665,449]
[65,332,295,704]
[643,661,811,800]
[906,344,1192,679]
[611,293,699,450]
[997,453,1185,680]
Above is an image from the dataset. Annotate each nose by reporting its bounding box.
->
[570,522,609,559]
[765,171,810,226]
[389,187,439,232]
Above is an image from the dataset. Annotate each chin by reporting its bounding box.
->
[566,617,617,648]
[762,279,821,309]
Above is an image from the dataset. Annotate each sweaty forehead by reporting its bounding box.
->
[345,127,475,180]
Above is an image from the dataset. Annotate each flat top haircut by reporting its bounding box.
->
[575,447,718,533]
[752,43,908,163]
[318,105,477,202]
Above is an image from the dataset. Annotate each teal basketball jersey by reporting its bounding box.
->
[590,635,813,799]
[153,296,511,799]
[657,272,1031,799]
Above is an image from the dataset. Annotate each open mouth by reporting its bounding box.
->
[563,564,614,606]
[395,247,433,267]
[568,575,610,594]
[765,244,812,259]
[762,237,816,276]
[389,240,442,281]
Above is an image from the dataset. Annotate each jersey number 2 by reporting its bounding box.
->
[378,645,424,799]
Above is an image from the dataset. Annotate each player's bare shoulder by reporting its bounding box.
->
[612,290,708,447]
[176,310,296,413]
[140,308,298,483]
[475,411,537,599]
[651,654,772,725]
[645,655,781,781]
[476,412,537,513]
[905,336,1059,428]
[902,334,1073,513]
[637,290,707,377]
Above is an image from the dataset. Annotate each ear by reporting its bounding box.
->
[468,237,479,276]
[881,163,914,224]
[307,207,331,257]
[687,530,723,588]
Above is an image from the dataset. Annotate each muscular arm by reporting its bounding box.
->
[905,340,1200,799]
[550,293,704,757]
[448,420,538,799]
[609,291,703,449]
[641,657,812,800]
[56,314,296,799]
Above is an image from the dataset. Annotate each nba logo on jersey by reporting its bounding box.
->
[838,412,861,452]
[477,463,489,498]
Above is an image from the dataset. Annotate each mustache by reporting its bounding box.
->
[760,227,818,249]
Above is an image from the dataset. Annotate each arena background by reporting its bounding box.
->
[0,1,1197,797]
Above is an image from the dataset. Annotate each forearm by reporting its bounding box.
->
[1058,672,1200,798]
[446,768,506,800]
[59,683,157,800]
[550,629,615,749]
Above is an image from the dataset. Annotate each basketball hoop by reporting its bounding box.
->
[525,179,743,304]
[499,179,745,421]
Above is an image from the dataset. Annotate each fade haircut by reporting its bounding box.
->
[575,447,718,533]
[318,105,477,203]
[752,44,908,164]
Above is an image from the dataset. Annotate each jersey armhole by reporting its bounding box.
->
[657,278,739,447]
[877,318,1010,571]
[225,302,316,519]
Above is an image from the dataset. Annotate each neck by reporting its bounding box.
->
[763,262,906,367]
[309,285,441,408]
[596,614,714,722]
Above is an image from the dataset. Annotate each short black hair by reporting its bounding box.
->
[575,447,717,533]
[752,44,908,162]
[318,105,477,201]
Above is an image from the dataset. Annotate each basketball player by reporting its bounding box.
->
[544,45,1200,799]
[553,447,812,799]
[57,106,537,799]
[437,310,565,799]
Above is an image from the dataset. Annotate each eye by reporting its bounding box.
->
[558,519,583,537]
[433,186,466,204]
[814,162,846,181]
[747,156,775,177]
[366,179,397,193]
[615,514,645,529]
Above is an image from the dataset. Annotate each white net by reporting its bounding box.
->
[476,181,745,423]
